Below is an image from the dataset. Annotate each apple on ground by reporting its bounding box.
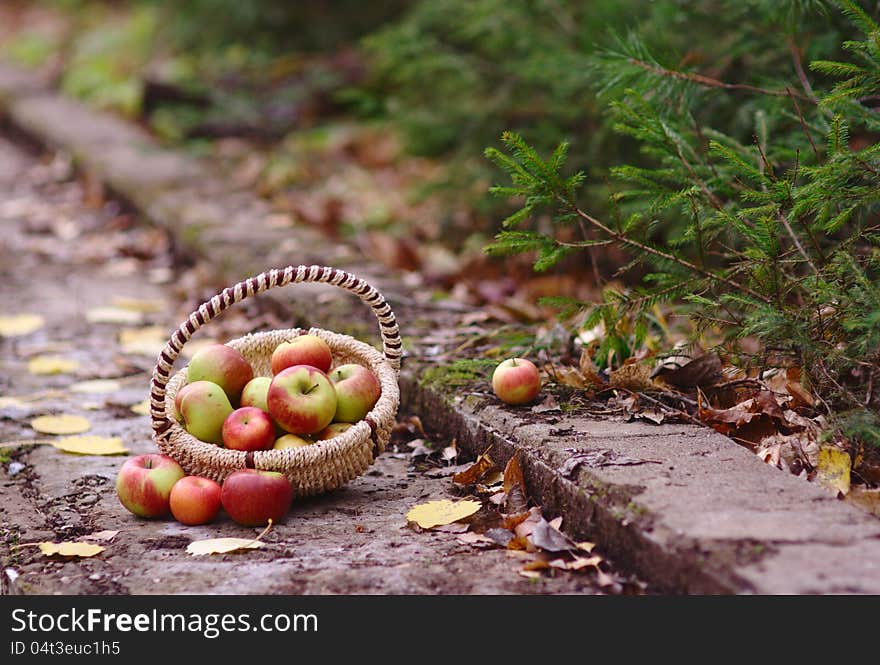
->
[270,334,333,375]
[116,454,185,518]
[222,407,276,451]
[273,433,314,449]
[329,363,381,423]
[492,357,542,405]
[267,365,337,435]
[220,469,294,527]
[178,380,234,445]
[187,343,254,403]
[315,422,353,441]
[169,475,222,525]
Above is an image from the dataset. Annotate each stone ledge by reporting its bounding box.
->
[2,61,878,594]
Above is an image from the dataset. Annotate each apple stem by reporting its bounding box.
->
[248,519,274,546]
[306,383,319,394]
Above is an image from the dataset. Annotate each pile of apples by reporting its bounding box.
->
[116,334,382,527]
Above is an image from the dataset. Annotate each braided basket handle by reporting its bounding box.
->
[149,265,401,439]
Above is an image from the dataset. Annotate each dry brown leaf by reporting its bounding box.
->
[456,532,497,548]
[0,313,44,337]
[51,436,127,456]
[652,353,723,390]
[552,365,589,390]
[609,363,654,391]
[406,499,482,529]
[39,542,105,558]
[503,455,529,515]
[578,350,605,388]
[31,414,91,435]
[548,555,603,571]
[846,487,880,516]
[28,355,80,375]
[816,445,851,496]
[452,450,496,485]
[529,517,578,553]
[518,570,544,580]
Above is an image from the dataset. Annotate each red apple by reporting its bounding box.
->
[187,343,254,403]
[270,334,333,375]
[329,363,381,423]
[492,357,542,405]
[267,365,337,435]
[220,469,294,527]
[222,407,276,451]
[116,454,185,519]
[273,434,314,449]
[169,475,222,525]
[315,422,353,441]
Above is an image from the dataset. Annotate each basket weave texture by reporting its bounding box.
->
[149,265,401,497]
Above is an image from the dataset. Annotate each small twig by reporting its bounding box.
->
[571,206,774,304]
[788,87,820,161]
[778,211,820,275]
[788,38,817,102]
[616,387,705,427]
[628,58,813,101]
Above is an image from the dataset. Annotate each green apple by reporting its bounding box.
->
[178,380,234,445]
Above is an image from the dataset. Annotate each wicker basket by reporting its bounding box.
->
[149,265,401,497]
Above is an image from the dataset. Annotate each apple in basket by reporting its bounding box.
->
[240,376,272,413]
[187,343,254,403]
[315,422,353,441]
[177,380,234,445]
[267,365,337,435]
[329,363,381,423]
[273,433,314,449]
[169,475,222,526]
[116,454,185,519]
[222,407,276,451]
[220,469,294,527]
[270,334,333,375]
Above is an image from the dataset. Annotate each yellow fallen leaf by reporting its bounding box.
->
[51,435,127,455]
[130,399,151,416]
[86,306,144,325]
[69,379,122,394]
[406,499,482,529]
[0,313,44,337]
[112,296,164,313]
[38,541,105,558]
[119,326,167,356]
[27,355,80,375]
[186,538,265,556]
[0,396,29,410]
[816,445,851,496]
[31,414,92,435]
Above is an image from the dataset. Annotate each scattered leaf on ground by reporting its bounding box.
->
[27,355,80,375]
[609,362,654,391]
[69,379,122,394]
[51,435,127,455]
[38,542,105,558]
[0,313,45,337]
[456,532,497,548]
[31,414,91,435]
[111,296,164,313]
[846,487,880,516]
[548,555,603,571]
[560,448,662,478]
[441,439,458,462]
[86,307,144,325]
[130,399,151,416]
[406,499,482,529]
[452,449,496,485]
[816,445,851,496]
[186,537,265,556]
[652,353,723,390]
[119,326,167,356]
[0,396,29,410]
[82,530,120,542]
[503,455,529,515]
[529,517,579,553]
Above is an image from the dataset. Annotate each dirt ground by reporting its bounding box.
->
[0,134,646,595]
